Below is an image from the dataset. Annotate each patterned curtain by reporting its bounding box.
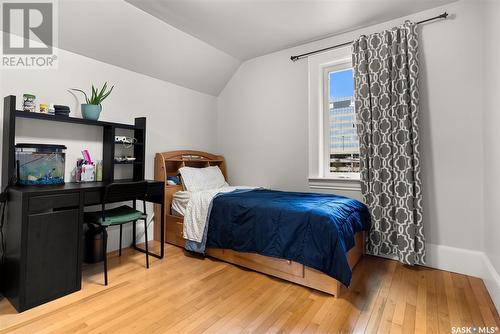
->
[352,21,425,265]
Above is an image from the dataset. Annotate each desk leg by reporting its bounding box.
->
[160,202,165,258]
[132,201,137,246]
[133,201,164,259]
[132,220,136,245]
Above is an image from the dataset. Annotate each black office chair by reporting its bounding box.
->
[84,181,149,285]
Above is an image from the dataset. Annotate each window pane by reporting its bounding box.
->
[328,68,360,173]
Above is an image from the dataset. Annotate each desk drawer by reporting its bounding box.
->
[29,193,80,212]
[84,191,102,205]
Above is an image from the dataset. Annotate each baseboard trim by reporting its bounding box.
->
[483,253,500,312]
[426,243,500,311]
[425,243,486,278]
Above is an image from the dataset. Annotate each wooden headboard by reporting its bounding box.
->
[153,150,226,240]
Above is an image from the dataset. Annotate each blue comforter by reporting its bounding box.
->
[205,189,370,286]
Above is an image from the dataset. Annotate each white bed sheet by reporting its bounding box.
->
[174,186,256,243]
[171,191,191,217]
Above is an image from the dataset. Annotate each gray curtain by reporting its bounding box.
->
[352,21,424,265]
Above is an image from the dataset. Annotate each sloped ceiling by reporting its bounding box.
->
[58,0,240,96]
[56,0,458,96]
[125,0,458,61]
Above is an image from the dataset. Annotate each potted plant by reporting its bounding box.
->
[70,82,114,120]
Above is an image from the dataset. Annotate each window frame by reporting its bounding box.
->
[307,47,361,191]
[322,62,360,180]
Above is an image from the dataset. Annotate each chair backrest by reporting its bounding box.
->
[103,181,148,204]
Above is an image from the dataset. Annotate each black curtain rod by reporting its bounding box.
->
[290,12,449,62]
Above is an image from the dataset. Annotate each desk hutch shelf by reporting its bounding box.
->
[2,95,146,189]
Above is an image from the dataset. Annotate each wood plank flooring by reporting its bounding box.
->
[0,243,498,333]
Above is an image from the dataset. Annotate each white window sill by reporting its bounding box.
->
[308,177,361,191]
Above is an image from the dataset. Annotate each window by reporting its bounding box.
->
[322,62,360,178]
[308,49,360,189]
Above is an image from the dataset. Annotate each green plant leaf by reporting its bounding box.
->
[91,85,98,105]
[96,82,107,103]
[100,85,114,103]
[69,82,114,106]
[69,88,89,104]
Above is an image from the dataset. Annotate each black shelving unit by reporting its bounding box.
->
[103,117,146,182]
[15,110,138,129]
[0,95,161,312]
[2,95,146,188]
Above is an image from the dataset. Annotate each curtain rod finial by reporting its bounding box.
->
[290,56,299,62]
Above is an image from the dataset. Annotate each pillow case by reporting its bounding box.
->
[178,166,227,192]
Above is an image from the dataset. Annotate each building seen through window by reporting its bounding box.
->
[328,68,360,174]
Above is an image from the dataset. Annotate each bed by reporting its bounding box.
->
[154,150,369,296]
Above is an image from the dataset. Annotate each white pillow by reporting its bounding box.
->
[179,166,227,192]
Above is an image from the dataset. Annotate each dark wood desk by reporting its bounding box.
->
[1,95,163,312]
[3,180,165,312]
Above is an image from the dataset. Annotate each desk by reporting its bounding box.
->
[1,95,163,312]
[2,179,165,312]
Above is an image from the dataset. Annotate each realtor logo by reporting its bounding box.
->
[1,1,58,68]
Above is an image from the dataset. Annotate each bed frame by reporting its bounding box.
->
[154,150,364,296]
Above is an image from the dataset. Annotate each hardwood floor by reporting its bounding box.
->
[0,243,498,333]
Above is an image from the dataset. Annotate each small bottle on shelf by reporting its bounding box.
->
[96,160,103,181]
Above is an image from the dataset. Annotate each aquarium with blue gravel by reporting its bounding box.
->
[15,144,66,185]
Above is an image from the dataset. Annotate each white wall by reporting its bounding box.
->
[218,0,483,250]
[218,0,500,306]
[0,46,218,251]
[482,0,500,310]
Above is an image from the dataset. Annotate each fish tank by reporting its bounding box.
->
[15,144,66,185]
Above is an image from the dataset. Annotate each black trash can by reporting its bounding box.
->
[84,224,106,263]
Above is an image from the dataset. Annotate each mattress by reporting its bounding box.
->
[171,191,191,217]
[206,189,371,286]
